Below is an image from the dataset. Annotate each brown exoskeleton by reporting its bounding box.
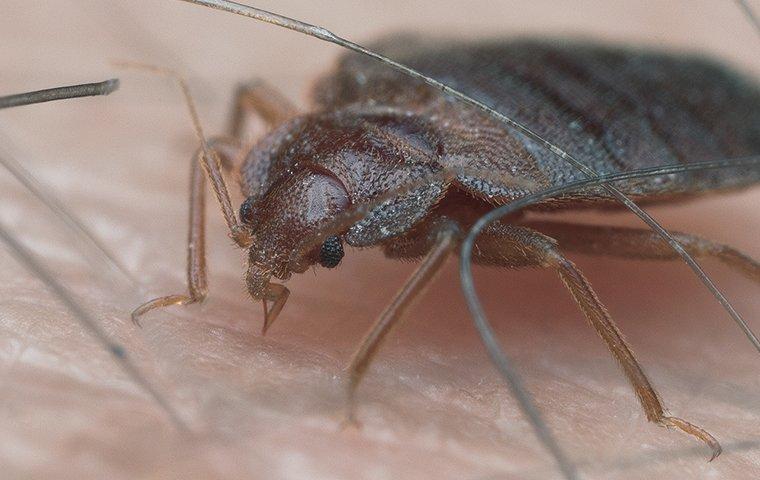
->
[130,31,760,476]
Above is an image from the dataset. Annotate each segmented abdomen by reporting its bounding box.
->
[315,37,760,206]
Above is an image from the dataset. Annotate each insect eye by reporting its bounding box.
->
[239,197,256,225]
[319,235,344,268]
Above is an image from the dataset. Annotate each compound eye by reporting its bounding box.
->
[319,235,344,268]
[239,196,256,225]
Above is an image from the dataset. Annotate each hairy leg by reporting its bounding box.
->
[133,79,298,323]
[473,223,721,459]
[520,220,760,282]
[345,222,460,424]
[131,147,209,324]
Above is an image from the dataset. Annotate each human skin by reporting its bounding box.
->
[0,1,759,479]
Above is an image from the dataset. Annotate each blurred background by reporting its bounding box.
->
[1,1,759,479]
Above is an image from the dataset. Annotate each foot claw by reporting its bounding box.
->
[661,416,722,462]
[130,294,193,329]
[708,443,722,462]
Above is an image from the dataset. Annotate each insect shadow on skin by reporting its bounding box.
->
[116,1,760,479]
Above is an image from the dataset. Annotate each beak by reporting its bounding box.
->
[261,282,290,335]
[246,261,290,335]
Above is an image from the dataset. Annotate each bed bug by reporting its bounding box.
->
[125,2,760,477]
[2,1,756,478]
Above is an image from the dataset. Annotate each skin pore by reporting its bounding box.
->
[0,1,759,478]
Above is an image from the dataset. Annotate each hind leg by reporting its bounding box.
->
[520,220,760,351]
[473,222,722,459]
[519,220,760,282]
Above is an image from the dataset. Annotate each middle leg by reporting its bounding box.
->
[344,221,461,425]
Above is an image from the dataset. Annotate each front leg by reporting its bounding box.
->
[132,146,212,325]
[132,72,299,325]
[130,133,257,325]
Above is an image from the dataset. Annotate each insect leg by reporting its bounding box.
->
[472,223,721,460]
[119,65,288,323]
[228,80,298,139]
[520,221,760,283]
[132,129,250,325]
[131,147,209,325]
[345,222,460,425]
[125,67,300,327]
[117,63,250,246]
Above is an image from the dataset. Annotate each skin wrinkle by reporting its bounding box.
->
[0,1,759,479]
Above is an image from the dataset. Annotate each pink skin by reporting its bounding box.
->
[1,1,759,479]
